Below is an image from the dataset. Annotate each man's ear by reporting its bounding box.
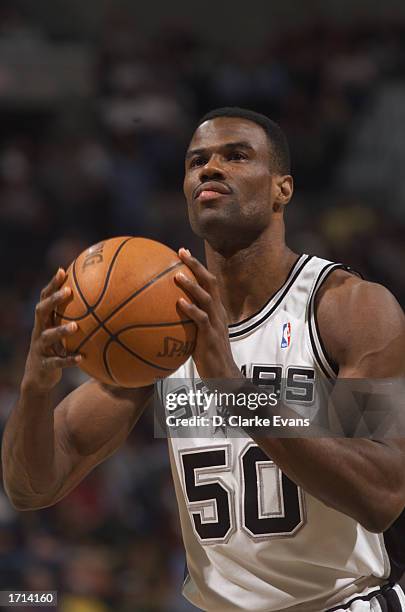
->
[273,175,293,212]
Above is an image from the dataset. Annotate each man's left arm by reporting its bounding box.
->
[176,250,405,533]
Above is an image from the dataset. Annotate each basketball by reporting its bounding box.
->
[54,237,197,387]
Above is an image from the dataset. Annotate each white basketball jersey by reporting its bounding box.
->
[160,254,404,611]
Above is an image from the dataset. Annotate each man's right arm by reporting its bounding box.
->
[2,379,153,511]
[1,267,154,511]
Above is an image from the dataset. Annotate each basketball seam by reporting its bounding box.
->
[70,256,117,383]
[73,262,193,384]
[56,239,192,385]
[113,320,195,331]
[88,319,195,384]
[98,261,185,327]
[72,261,186,354]
[73,236,132,314]
[54,236,132,321]
[114,323,195,369]
[103,334,174,386]
[90,237,133,309]
[56,261,188,327]
[69,237,136,385]
[103,337,117,384]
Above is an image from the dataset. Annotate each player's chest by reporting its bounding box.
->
[230,313,309,369]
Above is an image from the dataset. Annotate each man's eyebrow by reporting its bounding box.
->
[186,141,255,159]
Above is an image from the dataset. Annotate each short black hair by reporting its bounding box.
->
[197,107,291,174]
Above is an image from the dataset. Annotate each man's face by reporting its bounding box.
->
[183,117,276,253]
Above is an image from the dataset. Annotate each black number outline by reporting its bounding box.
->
[179,445,237,544]
[285,366,315,405]
[239,442,306,541]
[251,363,284,401]
[179,443,306,544]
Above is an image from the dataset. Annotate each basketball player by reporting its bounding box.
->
[2,108,405,611]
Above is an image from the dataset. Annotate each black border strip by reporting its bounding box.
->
[385,586,404,611]
[312,265,346,376]
[376,593,389,612]
[309,263,362,378]
[308,316,331,378]
[229,255,313,339]
[326,584,392,612]
[308,263,343,378]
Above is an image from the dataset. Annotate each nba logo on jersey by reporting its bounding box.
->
[281,322,291,348]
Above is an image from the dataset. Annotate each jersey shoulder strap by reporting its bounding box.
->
[306,258,361,378]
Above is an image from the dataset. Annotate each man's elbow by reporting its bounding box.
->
[11,501,37,512]
[5,491,37,511]
[359,493,405,533]
[3,482,54,512]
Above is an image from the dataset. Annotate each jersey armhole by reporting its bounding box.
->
[307,264,363,379]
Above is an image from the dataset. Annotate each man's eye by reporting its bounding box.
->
[190,157,206,168]
[228,152,247,161]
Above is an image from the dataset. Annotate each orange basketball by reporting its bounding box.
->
[55,237,197,388]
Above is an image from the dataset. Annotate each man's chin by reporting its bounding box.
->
[191,211,235,239]
[192,218,260,255]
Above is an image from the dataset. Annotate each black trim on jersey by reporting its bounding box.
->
[326,584,403,612]
[228,253,305,330]
[308,263,339,378]
[308,314,333,379]
[228,255,313,339]
[309,263,344,377]
[376,593,390,612]
[384,587,405,611]
[341,264,364,281]
[384,508,405,584]
[309,263,364,379]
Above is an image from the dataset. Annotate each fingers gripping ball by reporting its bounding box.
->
[54,237,197,387]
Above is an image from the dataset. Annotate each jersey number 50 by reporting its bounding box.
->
[180,443,305,544]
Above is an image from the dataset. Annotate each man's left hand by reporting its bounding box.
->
[175,248,241,380]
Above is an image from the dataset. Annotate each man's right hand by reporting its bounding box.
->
[23,268,81,393]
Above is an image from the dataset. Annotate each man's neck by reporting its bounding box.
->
[205,230,299,325]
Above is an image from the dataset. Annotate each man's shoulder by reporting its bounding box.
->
[314,268,404,373]
[316,268,400,324]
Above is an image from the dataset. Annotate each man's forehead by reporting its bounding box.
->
[188,117,268,151]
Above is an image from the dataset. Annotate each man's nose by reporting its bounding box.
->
[199,155,225,182]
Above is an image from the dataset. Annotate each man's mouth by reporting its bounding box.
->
[194,181,232,201]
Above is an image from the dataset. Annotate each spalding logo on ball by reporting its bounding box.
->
[54,237,197,387]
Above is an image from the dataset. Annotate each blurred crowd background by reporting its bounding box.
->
[0,1,405,610]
